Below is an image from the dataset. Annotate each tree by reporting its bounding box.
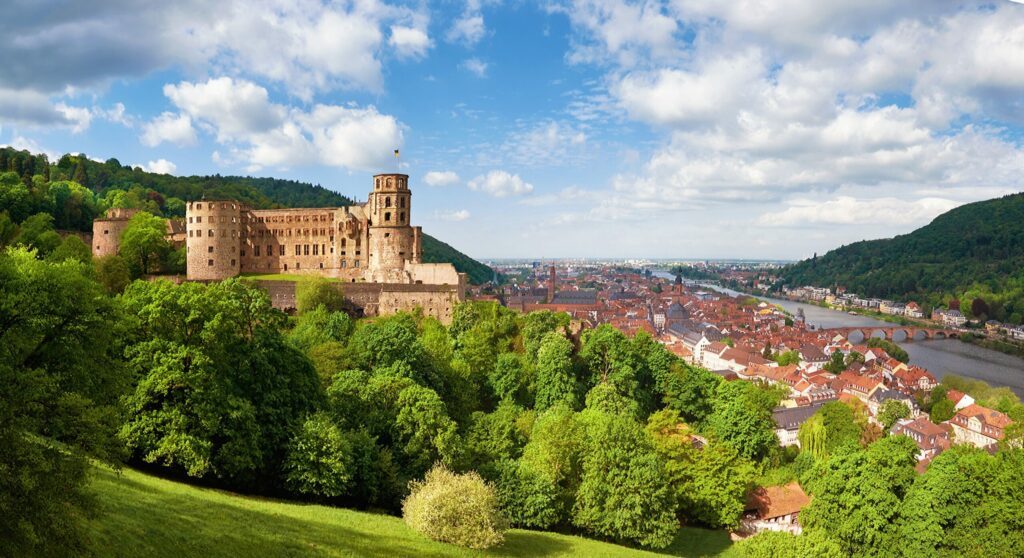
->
[572,409,678,548]
[0,211,17,247]
[16,213,61,256]
[403,465,508,550]
[535,332,576,411]
[94,254,131,294]
[46,234,91,264]
[823,349,846,374]
[800,436,918,555]
[463,401,530,479]
[0,249,126,556]
[660,361,721,424]
[287,305,353,351]
[706,381,779,461]
[489,352,527,404]
[119,212,169,275]
[646,410,755,528]
[774,350,801,366]
[929,398,956,423]
[296,276,346,314]
[878,400,911,431]
[738,531,843,558]
[284,413,354,498]
[119,279,321,487]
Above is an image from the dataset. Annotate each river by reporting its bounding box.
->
[654,273,1024,395]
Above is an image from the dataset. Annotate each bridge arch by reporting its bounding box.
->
[869,329,888,341]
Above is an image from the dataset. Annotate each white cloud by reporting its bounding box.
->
[461,58,489,77]
[448,14,485,45]
[389,26,432,59]
[435,209,471,221]
[757,196,961,227]
[0,136,57,159]
[468,170,534,197]
[0,88,94,131]
[140,112,197,147]
[557,0,680,66]
[142,158,178,175]
[159,78,403,172]
[164,78,284,141]
[0,0,432,100]
[424,170,461,186]
[502,121,588,166]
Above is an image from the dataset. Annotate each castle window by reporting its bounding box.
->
[279,245,284,256]
[241,250,246,257]
[385,212,391,222]
[267,244,272,256]
[208,259,213,266]
[196,216,202,223]
[341,238,346,247]
[385,197,391,208]
[284,264,288,271]
[313,245,318,256]
[208,246,214,253]
[196,203,202,209]
[304,245,309,256]
[385,233,390,238]
[208,229,214,237]
[231,259,236,266]
[296,262,300,269]
[400,198,405,208]
[355,260,360,267]
[189,230,193,237]
[341,260,347,268]
[400,212,405,222]
[104,229,109,235]
[222,203,227,209]
[295,245,301,256]
[319,263,323,269]
[188,217,193,223]
[254,246,260,256]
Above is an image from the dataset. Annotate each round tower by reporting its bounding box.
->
[367,174,415,281]
[186,200,242,280]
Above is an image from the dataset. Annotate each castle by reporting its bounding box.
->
[93,173,466,322]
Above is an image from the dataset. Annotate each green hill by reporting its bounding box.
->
[778,192,1024,323]
[0,147,495,284]
[85,466,738,558]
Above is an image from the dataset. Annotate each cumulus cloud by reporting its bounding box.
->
[468,170,534,197]
[0,0,432,100]
[461,58,488,77]
[140,112,197,147]
[140,112,195,146]
[142,158,178,175]
[0,88,93,131]
[157,77,403,172]
[389,26,432,59]
[424,170,461,186]
[435,209,471,221]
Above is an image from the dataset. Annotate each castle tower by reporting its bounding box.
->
[92,207,140,257]
[186,200,242,280]
[367,173,416,281]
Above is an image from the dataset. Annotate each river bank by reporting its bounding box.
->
[654,271,1024,396]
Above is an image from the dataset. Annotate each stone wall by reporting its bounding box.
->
[186,200,241,280]
[91,208,140,257]
[255,280,463,324]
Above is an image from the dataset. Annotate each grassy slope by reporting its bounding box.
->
[86,466,739,558]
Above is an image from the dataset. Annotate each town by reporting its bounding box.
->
[477,262,1014,473]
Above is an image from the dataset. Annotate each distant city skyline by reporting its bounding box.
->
[2,1,1023,260]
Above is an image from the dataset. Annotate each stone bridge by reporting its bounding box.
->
[819,326,960,342]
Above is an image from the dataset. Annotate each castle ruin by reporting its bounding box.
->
[93,173,466,322]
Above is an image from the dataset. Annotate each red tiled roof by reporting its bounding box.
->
[746,483,811,520]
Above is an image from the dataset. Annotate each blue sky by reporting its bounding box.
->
[2,0,1024,260]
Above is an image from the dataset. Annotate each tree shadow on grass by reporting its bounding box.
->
[653,527,735,557]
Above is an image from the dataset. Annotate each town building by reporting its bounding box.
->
[949,404,1011,449]
[740,483,811,535]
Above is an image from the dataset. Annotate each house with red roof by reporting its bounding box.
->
[949,404,1011,449]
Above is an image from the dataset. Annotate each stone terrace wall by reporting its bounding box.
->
[256,280,462,324]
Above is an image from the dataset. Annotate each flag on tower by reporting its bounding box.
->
[394,149,400,157]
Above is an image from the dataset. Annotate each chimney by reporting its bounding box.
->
[548,265,556,302]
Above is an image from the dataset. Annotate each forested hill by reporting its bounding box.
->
[778,192,1024,323]
[0,147,495,284]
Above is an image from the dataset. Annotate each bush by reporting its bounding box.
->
[284,413,353,498]
[403,465,507,550]
[296,276,346,314]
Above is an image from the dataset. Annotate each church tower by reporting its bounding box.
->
[367,173,419,281]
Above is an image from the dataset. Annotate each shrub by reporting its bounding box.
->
[296,276,346,314]
[402,465,507,550]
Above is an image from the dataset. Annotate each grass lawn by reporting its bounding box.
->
[240,273,341,282]
[86,466,740,558]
